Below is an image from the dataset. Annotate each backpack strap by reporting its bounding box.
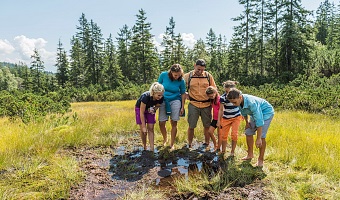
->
[187,71,211,90]
[205,71,211,85]
[186,71,193,92]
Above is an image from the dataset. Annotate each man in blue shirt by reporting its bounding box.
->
[227,88,274,167]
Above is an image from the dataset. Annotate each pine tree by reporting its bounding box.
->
[69,37,85,87]
[173,33,186,66]
[326,2,340,49]
[30,48,45,93]
[55,39,69,88]
[278,0,313,81]
[265,0,281,77]
[70,13,90,88]
[161,17,177,71]
[215,35,229,84]
[206,28,219,80]
[227,34,244,80]
[116,24,132,82]
[315,0,334,45]
[22,63,31,91]
[232,0,261,77]
[103,34,123,89]
[88,20,104,85]
[129,9,159,84]
[192,39,208,61]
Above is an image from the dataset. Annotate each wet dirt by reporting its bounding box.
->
[67,134,275,200]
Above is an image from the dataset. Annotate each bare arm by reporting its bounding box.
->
[255,126,263,148]
[140,102,147,134]
[217,103,223,127]
[180,93,186,115]
[244,115,250,129]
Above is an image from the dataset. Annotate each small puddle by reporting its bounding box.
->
[110,142,224,188]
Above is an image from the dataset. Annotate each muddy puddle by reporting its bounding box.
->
[69,135,275,200]
[109,143,221,186]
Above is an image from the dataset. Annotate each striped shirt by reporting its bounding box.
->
[220,93,240,119]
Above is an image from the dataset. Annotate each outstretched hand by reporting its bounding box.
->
[142,127,147,135]
[255,138,262,148]
[245,122,251,130]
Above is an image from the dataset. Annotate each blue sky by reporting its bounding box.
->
[0,0,323,72]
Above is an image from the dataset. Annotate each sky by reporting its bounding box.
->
[0,0,325,72]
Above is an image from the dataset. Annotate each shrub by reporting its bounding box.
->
[0,91,71,123]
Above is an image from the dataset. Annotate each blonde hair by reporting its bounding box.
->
[149,82,164,96]
[223,80,239,89]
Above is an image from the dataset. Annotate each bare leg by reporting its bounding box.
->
[207,126,217,149]
[221,140,227,153]
[170,120,178,149]
[188,127,195,147]
[257,138,266,166]
[230,140,237,156]
[140,125,147,150]
[159,121,167,146]
[204,127,210,144]
[217,128,221,150]
[147,124,155,151]
[242,135,254,160]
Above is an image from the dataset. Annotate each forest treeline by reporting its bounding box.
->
[0,0,339,122]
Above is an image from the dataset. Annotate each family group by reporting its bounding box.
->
[134,59,274,167]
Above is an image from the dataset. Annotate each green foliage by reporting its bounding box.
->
[0,66,19,91]
[56,83,148,102]
[237,73,340,117]
[0,91,71,123]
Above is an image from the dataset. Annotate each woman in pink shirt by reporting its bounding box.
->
[205,86,220,150]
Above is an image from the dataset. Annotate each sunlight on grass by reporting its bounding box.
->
[268,111,340,180]
[120,184,165,200]
[0,156,83,200]
[1,101,339,199]
[265,161,340,200]
[174,173,209,195]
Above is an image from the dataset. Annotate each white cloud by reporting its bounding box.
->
[0,35,56,72]
[13,35,48,60]
[0,39,15,54]
[153,32,197,52]
[152,36,162,52]
[181,33,196,49]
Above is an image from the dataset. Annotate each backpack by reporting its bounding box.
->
[186,71,211,92]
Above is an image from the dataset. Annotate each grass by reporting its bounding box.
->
[268,111,340,178]
[0,101,339,199]
[120,184,165,200]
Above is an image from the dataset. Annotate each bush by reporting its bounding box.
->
[0,91,71,123]
[237,73,340,117]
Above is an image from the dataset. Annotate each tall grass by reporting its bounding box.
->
[119,184,166,200]
[0,101,339,199]
[268,111,340,179]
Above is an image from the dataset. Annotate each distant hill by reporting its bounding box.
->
[0,62,17,68]
[0,62,54,74]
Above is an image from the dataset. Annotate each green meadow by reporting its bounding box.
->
[0,101,339,199]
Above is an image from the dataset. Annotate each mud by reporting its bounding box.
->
[67,134,275,200]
